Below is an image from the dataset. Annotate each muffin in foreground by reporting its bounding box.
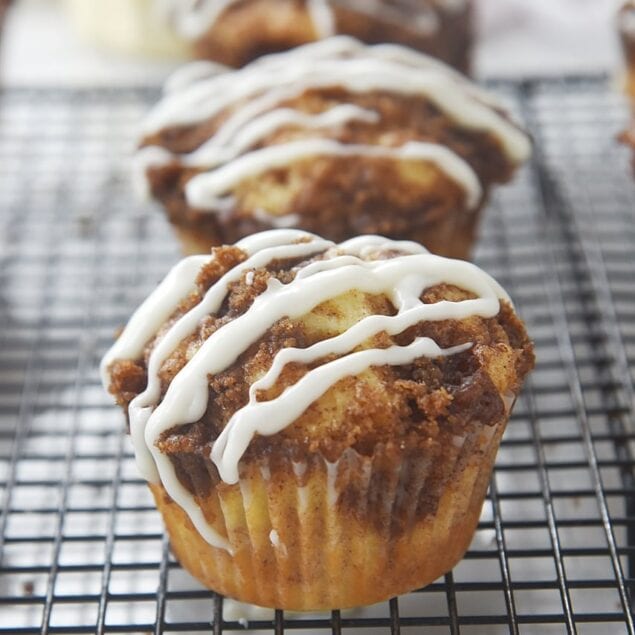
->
[136,36,531,260]
[163,0,473,72]
[101,229,534,610]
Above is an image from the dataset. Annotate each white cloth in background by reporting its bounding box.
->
[475,0,625,76]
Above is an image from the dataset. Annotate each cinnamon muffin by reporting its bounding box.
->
[163,0,473,72]
[101,229,534,610]
[136,37,531,259]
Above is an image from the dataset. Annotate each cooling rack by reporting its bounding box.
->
[0,77,634,634]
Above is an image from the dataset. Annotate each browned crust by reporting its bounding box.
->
[142,89,520,259]
[190,0,472,72]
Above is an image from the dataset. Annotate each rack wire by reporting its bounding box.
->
[0,77,634,634]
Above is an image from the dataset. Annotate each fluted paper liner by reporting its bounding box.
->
[149,409,508,610]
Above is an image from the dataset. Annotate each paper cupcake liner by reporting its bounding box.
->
[149,411,508,611]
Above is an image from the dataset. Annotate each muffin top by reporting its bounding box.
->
[102,230,533,504]
[136,36,530,219]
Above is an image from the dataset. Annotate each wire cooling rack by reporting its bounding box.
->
[0,77,634,634]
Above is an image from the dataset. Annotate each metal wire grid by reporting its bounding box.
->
[0,78,633,634]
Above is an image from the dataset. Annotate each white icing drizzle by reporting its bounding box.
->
[141,37,529,164]
[164,0,242,40]
[102,229,511,550]
[163,60,230,94]
[252,209,300,229]
[99,254,208,391]
[184,104,380,166]
[185,139,482,211]
[307,0,336,37]
[339,233,425,257]
[138,37,529,221]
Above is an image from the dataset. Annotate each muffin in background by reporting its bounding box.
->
[101,229,534,609]
[136,37,531,260]
[619,0,635,100]
[64,0,191,59]
[64,0,472,69]
[164,0,473,72]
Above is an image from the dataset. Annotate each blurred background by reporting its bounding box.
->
[0,0,629,86]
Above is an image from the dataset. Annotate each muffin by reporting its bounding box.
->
[163,0,473,72]
[101,229,534,610]
[64,0,191,59]
[619,1,635,100]
[136,37,531,259]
